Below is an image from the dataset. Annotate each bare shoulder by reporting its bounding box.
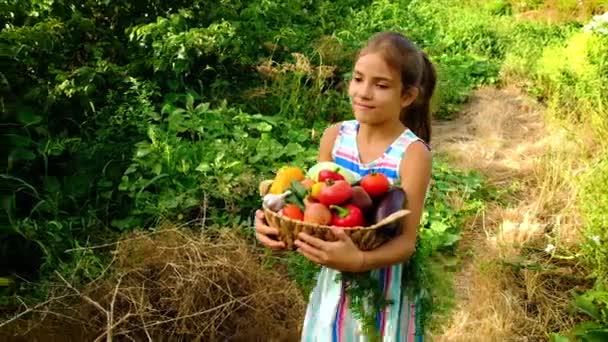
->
[399,140,432,185]
[321,122,341,142]
[318,122,342,162]
[403,140,432,166]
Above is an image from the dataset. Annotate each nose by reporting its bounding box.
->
[355,81,373,100]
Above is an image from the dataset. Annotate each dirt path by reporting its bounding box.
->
[428,86,582,341]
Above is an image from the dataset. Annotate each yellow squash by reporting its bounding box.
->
[269,166,305,194]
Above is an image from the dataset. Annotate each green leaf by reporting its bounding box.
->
[575,294,602,321]
[186,93,194,110]
[161,103,176,115]
[124,165,137,175]
[430,221,448,233]
[0,277,13,287]
[136,144,153,158]
[152,163,162,176]
[441,233,461,247]
[17,108,42,126]
[43,176,61,193]
[584,330,608,342]
[285,192,305,211]
[290,179,307,200]
[9,134,32,148]
[249,153,264,164]
[196,163,211,172]
[549,333,571,342]
[195,102,210,113]
[9,148,36,162]
[100,191,113,200]
[168,109,187,132]
[284,142,304,156]
[573,321,605,336]
[253,122,273,132]
[111,217,143,231]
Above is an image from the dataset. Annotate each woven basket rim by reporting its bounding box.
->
[263,204,410,231]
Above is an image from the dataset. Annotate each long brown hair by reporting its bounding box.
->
[358,32,437,144]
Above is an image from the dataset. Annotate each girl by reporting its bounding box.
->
[255,31,435,341]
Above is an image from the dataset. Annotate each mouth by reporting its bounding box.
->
[353,102,375,110]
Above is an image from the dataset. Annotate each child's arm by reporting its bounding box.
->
[357,141,431,272]
[317,123,340,162]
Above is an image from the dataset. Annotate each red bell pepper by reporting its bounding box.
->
[329,204,365,227]
[318,168,345,182]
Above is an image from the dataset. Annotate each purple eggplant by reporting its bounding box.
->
[374,188,407,238]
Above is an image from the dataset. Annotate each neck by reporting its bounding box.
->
[357,118,406,144]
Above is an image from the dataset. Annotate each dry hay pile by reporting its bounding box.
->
[0,227,305,342]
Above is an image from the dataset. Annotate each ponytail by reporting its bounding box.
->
[400,52,436,144]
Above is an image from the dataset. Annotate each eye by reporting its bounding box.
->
[376,84,389,89]
[353,76,363,82]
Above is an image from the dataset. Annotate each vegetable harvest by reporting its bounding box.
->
[262,162,406,230]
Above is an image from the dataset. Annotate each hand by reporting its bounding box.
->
[294,228,365,272]
[254,209,286,250]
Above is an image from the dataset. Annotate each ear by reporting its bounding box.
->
[401,86,419,108]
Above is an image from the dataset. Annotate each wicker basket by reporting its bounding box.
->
[259,180,410,251]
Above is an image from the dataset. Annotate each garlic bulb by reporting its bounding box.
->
[263,190,292,212]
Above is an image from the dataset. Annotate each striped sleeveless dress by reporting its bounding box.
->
[301,120,426,342]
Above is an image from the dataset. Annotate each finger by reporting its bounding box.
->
[256,232,285,250]
[255,210,268,224]
[297,247,324,265]
[256,223,279,236]
[330,227,349,241]
[295,238,325,260]
[256,209,265,219]
[255,217,279,236]
[297,232,329,251]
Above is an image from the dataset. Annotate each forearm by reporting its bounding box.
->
[357,231,416,272]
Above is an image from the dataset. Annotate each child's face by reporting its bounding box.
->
[348,52,415,125]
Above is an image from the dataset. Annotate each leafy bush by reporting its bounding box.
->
[1,0,357,285]
[1,0,510,286]
[114,91,321,230]
[534,31,608,137]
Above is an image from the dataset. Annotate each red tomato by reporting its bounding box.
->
[361,172,390,197]
[318,180,353,206]
[282,204,304,221]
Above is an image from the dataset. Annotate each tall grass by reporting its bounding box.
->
[475,3,608,339]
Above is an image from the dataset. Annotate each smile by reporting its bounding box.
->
[353,102,375,110]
